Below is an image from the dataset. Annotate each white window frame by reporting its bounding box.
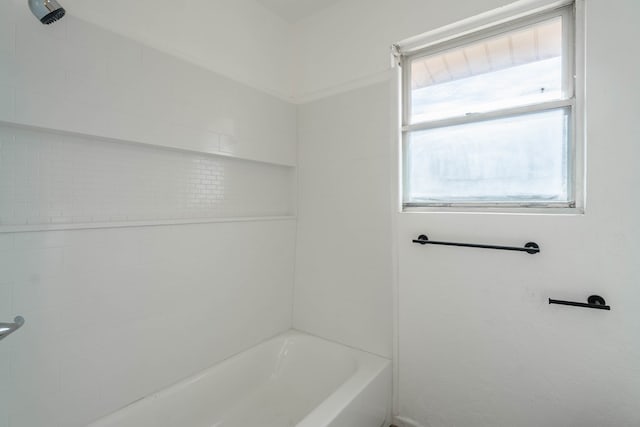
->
[396,0,584,213]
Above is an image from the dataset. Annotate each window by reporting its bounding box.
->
[401,4,579,209]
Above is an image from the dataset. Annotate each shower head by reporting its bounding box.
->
[29,0,66,25]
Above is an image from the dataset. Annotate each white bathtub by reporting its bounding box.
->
[89,330,391,427]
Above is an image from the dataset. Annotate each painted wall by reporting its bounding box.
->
[293,0,640,426]
[0,1,297,427]
[294,82,393,358]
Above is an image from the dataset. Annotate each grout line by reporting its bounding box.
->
[289,105,301,330]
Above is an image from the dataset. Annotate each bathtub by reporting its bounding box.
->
[89,330,391,427]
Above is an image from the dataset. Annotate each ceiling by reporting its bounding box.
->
[254,0,344,22]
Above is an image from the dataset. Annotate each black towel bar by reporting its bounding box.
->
[549,295,610,311]
[412,234,540,254]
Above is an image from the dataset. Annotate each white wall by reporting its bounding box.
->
[294,82,393,358]
[293,0,640,426]
[0,1,298,426]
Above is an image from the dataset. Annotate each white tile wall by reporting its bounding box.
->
[0,124,293,226]
[0,0,296,166]
[0,3,299,427]
[294,83,393,358]
[62,0,295,100]
[0,219,296,427]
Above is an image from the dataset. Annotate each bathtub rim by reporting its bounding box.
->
[88,328,391,427]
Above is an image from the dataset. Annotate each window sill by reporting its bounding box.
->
[401,206,584,215]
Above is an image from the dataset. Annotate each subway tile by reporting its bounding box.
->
[0,0,15,21]
[0,247,64,283]
[11,273,89,317]
[7,335,63,426]
[14,22,68,74]
[0,19,14,55]
[65,42,109,83]
[0,52,17,90]
[219,134,239,154]
[0,221,296,425]
[0,285,11,318]
[0,355,8,427]
[0,235,13,252]
[0,85,14,122]
[1,7,298,427]
[12,231,66,249]
[9,402,62,427]
[15,87,69,130]
[106,41,143,89]
[6,9,296,167]
[58,335,108,426]
[0,123,293,227]
[66,15,130,52]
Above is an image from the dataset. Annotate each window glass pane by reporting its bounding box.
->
[410,17,563,123]
[405,108,569,204]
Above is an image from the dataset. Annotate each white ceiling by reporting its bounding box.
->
[254,0,344,22]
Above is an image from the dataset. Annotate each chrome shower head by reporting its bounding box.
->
[29,0,66,25]
[0,316,24,341]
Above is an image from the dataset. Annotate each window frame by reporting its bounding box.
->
[399,2,582,212]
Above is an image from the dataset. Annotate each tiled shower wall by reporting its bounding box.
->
[0,125,293,226]
[294,83,392,359]
[0,0,296,166]
[0,220,296,427]
[0,1,298,427]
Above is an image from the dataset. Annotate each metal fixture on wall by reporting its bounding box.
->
[549,295,611,310]
[28,0,66,25]
[0,316,25,342]
[412,234,540,254]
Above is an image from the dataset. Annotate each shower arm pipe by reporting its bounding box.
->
[412,234,540,254]
[0,316,25,342]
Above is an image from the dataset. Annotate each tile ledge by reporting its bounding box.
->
[0,216,297,233]
[0,120,297,168]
